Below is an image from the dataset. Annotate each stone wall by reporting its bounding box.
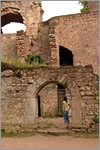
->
[39,83,58,117]
[88,1,99,12]
[1,1,99,75]
[1,62,99,132]
[39,12,99,75]
[1,34,17,59]
[1,1,43,59]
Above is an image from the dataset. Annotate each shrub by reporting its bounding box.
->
[25,54,43,64]
[92,112,99,124]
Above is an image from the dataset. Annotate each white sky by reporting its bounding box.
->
[2,1,83,34]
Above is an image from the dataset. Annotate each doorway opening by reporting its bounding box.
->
[59,46,73,66]
[38,95,41,117]
[57,84,65,116]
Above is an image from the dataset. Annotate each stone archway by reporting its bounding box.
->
[25,75,81,126]
[1,13,24,28]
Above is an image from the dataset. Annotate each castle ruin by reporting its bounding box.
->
[1,1,99,132]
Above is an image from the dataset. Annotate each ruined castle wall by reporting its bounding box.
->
[1,34,17,59]
[44,12,99,75]
[34,23,51,64]
[88,1,99,12]
[1,1,99,75]
[1,1,42,59]
[1,63,99,132]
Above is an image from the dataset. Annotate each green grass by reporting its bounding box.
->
[72,131,99,138]
[1,57,47,69]
[1,130,99,138]
[1,131,36,137]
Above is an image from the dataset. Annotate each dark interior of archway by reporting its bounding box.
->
[57,84,65,116]
[59,46,73,66]
[1,13,23,27]
[38,95,41,117]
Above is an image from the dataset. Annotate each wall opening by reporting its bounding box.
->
[37,83,58,117]
[1,13,26,34]
[37,82,67,117]
[38,95,41,117]
[57,84,65,116]
[2,22,26,34]
[59,46,73,66]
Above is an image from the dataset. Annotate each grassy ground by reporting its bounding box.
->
[1,130,99,138]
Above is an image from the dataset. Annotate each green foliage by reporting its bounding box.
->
[25,54,43,64]
[92,92,99,99]
[1,131,36,137]
[1,56,45,69]
[36,27,42,40]
[1,128,5,132]
[91,90,99,99]
[1,57,34,69]
[79,1,88,13]
[84,81,89,85]
[38,27,41,33]
[92,112,99,124]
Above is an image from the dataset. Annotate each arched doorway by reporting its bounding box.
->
[37,83,68,117]
[59,46,73,66]
[25,75,81,126]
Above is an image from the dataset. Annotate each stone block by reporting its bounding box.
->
[79,86,86,91]
[23,115,37,125]
[1,70,14,77]
[86,91,92,96]
[80,91,85,96]
[82,96,93,100]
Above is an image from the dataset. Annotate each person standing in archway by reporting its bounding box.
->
[62,96,71,129]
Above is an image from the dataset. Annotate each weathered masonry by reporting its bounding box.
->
[1,63,99,132]
[1,1,99,75]
[1,1,99,132]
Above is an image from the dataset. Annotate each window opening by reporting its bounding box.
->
[59,46,73,66]
[2,22,26,34]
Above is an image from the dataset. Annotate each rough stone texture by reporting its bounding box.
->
[16,30,25,61]
[88,1,99,12]
[39,12,99,74]
[1,34,17,59]
[1,1,43,59]
[1,63,99,132]
[1,1,99,75]
[1,1,99,132]
[39,83,58,117]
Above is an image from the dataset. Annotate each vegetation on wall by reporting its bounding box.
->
[25,54,44,64]
[79,1,88,13]
[35,27,43,40]
[1,55,45,69]
[92,112,99,124]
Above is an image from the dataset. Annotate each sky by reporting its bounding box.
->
[2,1,83,34]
